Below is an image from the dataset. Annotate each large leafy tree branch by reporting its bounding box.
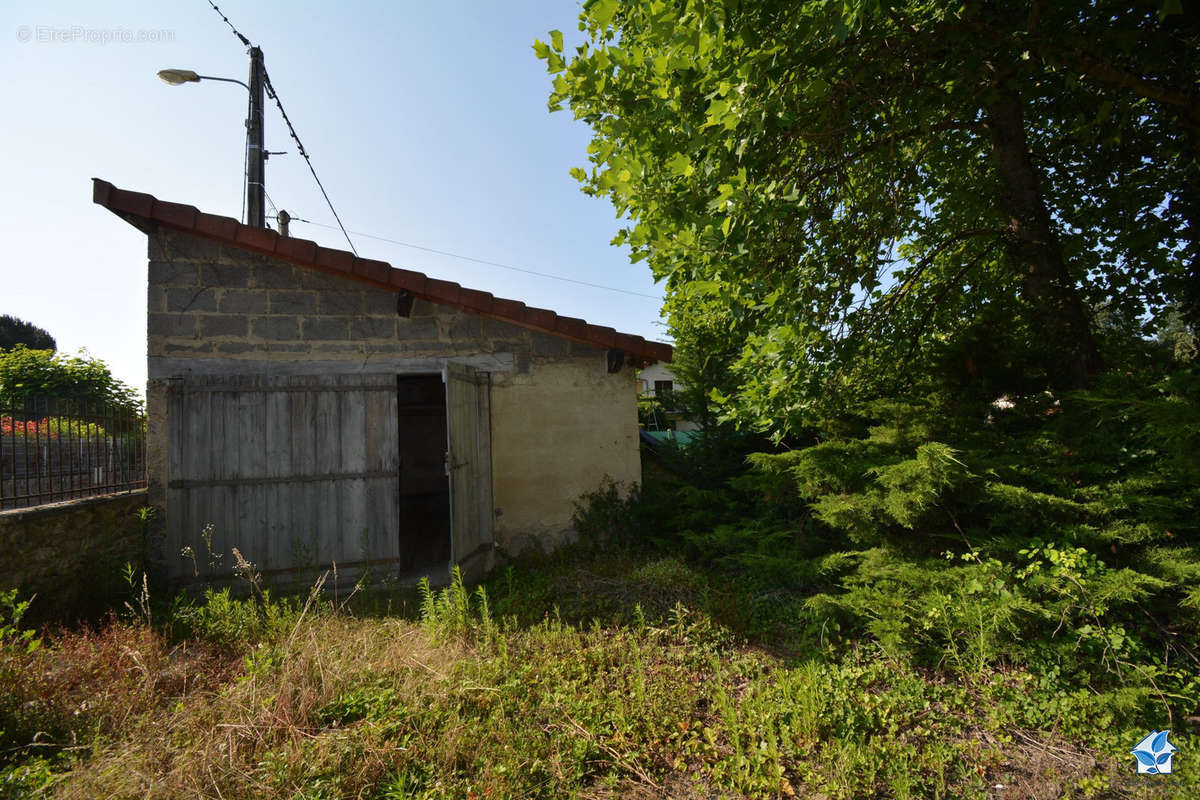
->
[539,0,1195,432]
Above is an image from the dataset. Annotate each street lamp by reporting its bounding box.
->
[157,46,267,228]
[156,69,248,90]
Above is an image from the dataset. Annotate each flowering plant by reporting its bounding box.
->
[0,416,106,438]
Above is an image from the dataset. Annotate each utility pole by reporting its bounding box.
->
[158,48,274,229]
[246,46,266,228]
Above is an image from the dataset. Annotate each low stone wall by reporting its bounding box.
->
[0,490,148,624]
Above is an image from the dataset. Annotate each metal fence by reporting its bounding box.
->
[0,397,147,510]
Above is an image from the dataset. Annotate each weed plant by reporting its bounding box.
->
[3,566,1193,798]
[0,365,1196,797]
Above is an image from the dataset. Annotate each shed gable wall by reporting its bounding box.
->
[144,229,640,580]
[146,230,599,368]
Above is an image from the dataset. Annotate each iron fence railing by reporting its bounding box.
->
[0,397,146,510]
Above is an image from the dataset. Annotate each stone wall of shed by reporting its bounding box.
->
[144,228,640,575]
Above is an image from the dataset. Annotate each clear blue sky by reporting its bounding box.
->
[0,1,667,394]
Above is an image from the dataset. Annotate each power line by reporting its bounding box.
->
[201,2,653,301]
[261,67,357,255]
[205,0,249,224]
[205,0,250,46]
[203,0,357,254]
[262,187,280,229]
[286,217,663,300]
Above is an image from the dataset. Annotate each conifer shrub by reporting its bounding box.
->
[602,360,1200,725]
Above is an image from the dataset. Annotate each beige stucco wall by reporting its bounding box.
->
[490,357,640,555]
[142,227,643,579]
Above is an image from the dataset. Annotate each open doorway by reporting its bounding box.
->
[396,374,451,573]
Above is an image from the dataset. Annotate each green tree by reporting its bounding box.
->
[538,0,1196,433]
[0,346,140,413]
[0,315,55,351]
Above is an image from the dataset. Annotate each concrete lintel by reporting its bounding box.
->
[148,353,515,379]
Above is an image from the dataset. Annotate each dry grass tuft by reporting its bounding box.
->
[53,614,461,799]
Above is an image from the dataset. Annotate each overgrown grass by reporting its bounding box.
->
[1,367,1195,796]
[0,549,1195,799]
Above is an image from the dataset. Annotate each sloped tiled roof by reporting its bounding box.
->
[93,179,672,364]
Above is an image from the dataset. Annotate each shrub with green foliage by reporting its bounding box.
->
[169,587,300,650]
[0,345,138,410]
[773,376,1197,685]
[0,346,140,412]
[579,357,1200,727]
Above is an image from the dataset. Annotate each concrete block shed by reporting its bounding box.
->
[93,179,672,587]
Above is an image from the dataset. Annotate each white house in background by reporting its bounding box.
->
[638,362,679,399]
[637,363,701,433]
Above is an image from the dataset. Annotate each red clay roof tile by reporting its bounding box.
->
[588,326,619,350]
[353,257,392,285]
[388,269,427,294]
[554,316,589,340]
[152,200,199,231]
[646,341,673,362]
[92,178,671,363]
[313,246,355,274]
[274,235,319,263]
[92,179,112,206]
[425,279,462,306]
[522,307,558,332]
[234,225,279,253]
[459,288,494,314]
[194,212,241,241]
[614,332,654,358]
[110,186,155,218]
[491,298,526,318]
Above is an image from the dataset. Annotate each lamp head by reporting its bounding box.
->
[157,69,201,86]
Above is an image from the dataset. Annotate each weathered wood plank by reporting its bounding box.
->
[166,386,187,579]
[473,373,494,563]
[312,388,339,563]
[166,374,402,582]
[445,363,490,566]
[365,383,398,565]
[209,389,230,482]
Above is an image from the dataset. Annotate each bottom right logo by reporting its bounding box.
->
[1131,730,1177,774]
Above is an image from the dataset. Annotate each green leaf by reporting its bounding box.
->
[590,0,618,30]
[665,152,694,177]
[550,29,564,52]
[687,280,722,296]
[704,98,730,127]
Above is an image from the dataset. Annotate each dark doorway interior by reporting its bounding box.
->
[396,374,451,573]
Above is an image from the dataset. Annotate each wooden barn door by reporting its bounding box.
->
[443,362,493,577]
[166,374,400,582]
